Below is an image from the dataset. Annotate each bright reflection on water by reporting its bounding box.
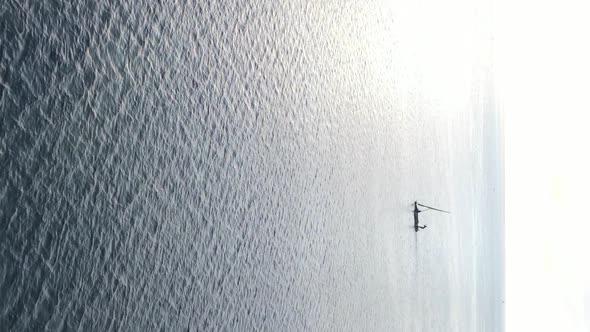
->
[0,0,502,330]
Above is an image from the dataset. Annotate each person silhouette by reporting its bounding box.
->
[414,202,427,231]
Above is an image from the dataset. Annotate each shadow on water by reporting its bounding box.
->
[413,225,418,257]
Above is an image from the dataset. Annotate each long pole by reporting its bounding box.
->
[417,203,451,214]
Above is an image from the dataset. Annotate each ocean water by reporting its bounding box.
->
[0,0,503,331]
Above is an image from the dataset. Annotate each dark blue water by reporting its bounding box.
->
[1,0,503,331]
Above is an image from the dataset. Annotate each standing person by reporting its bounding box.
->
[414,201,427,232]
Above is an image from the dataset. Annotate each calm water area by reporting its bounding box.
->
[1,0,503,330]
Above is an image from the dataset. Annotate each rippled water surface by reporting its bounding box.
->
[1,0,503,331]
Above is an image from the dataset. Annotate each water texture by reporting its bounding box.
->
[0,0,503,331]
